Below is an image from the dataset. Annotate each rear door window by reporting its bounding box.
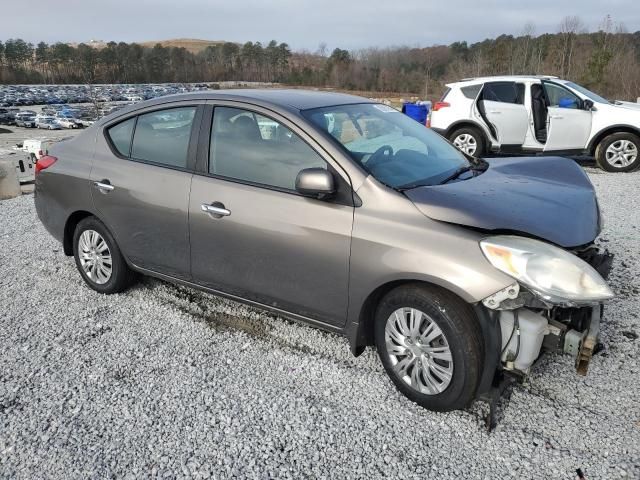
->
[130,107,196,168]
[106,117,135,156]
[482,82,525,105]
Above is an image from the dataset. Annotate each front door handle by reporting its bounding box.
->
[550,115,564,120]
[201,202,231,217]
[93,180,114,193]
[489,110,502,114]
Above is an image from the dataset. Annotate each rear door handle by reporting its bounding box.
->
[550,115,564,119]
[489,110,502,114]
[93,180,114,192]
[201,203,231,217]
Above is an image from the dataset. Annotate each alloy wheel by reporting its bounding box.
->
[384,307,454,395]
[605,139,638,168]
[78,229,112,284]
[453,134,478,156]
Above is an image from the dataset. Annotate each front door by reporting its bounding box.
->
[542,81,592,151]
[479,81,529,147]
[189,105,354,326]
[91,104,201,279]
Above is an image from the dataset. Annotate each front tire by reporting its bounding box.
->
[449,127,485,157]
[73,216,135,294]
[374,284,484,412]
[595,132,640,172]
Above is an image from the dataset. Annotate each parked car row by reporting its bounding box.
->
[0,83,209,107]
[429,75,640,172]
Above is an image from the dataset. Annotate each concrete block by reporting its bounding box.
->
[0,158,22,200]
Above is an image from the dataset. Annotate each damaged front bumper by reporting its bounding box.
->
[484,247,614,376]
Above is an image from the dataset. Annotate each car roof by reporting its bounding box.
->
[95,89,376,127]
[117,89,371,115]
[447,75,561,87]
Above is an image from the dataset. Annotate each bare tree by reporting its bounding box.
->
[558,16,583,77]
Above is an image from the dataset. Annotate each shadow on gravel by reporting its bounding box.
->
[139,278,351,365]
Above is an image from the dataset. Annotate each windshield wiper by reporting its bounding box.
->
[438,165,473,185]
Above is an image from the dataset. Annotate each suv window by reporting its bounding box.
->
[482,82,525,105]
[107,117,135,156]
[130,107,196,168]
[543,82,582,109]
[209,107,326,190]
[461,84,482,99]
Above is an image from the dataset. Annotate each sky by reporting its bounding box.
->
[3,0,639,51]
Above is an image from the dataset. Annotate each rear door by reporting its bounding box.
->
[91,102,203,279]
[480,81,529,147]
[542,81,592,151]
[188,103,354,327]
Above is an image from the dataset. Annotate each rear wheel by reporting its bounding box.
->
[449,127,485,157]
[374,284,484,412]
[73,216,135,294]
[595,132,640,172]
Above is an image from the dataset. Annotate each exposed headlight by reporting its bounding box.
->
[480,235,614,305]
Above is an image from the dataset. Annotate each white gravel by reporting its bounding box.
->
[1,168,639,479]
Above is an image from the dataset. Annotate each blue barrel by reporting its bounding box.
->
[402,102,429,124]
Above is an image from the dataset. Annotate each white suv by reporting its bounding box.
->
[429,75,640,172]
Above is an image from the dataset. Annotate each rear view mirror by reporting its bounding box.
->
[295,168,335,200]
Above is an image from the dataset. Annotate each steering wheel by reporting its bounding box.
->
[366,145,394,168]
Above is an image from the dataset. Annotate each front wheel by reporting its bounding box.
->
[595,132,640,172]
[449,127,485,157]
[73,216,135,294]
[374,284,484,412]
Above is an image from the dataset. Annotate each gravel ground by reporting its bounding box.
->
[1,168,639,479]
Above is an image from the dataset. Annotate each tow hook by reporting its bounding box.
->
[575,307,602,375]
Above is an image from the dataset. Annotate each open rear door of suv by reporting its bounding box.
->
[478,81,529,149]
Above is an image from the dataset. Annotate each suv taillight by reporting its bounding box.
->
[432,102,450,112]
[35,155,57,174]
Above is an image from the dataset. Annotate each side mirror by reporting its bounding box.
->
[295,168,336,200]
[583,99,595,111]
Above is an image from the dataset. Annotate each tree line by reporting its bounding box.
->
[1,15,639,101]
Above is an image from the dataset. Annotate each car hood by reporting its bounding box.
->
[404,157,600,248]
[613,100,640,111]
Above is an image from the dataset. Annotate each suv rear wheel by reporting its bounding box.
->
[595,132,640,172]
[374,284,484,412]
[449,127,485,157]
[73,216,135,294]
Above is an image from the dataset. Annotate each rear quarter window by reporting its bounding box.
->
[461,84,482,99]
[106,118,135,157]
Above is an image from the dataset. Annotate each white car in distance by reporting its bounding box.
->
[429,75,640,172]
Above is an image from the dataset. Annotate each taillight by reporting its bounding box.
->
[35,155,57,174]
[432,102,450,112]
[426,116,431,128]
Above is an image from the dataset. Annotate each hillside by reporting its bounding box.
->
[140,38,227,53]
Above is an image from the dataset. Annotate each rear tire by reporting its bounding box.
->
[374,284,484,412]
[595,132,640,172]
[448,127,485,157]
[73,216,135,294]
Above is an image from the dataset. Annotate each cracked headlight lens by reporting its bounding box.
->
[480,235,614,305]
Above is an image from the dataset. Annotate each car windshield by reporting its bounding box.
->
[564,82,610,104]
[302,103,470,188]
